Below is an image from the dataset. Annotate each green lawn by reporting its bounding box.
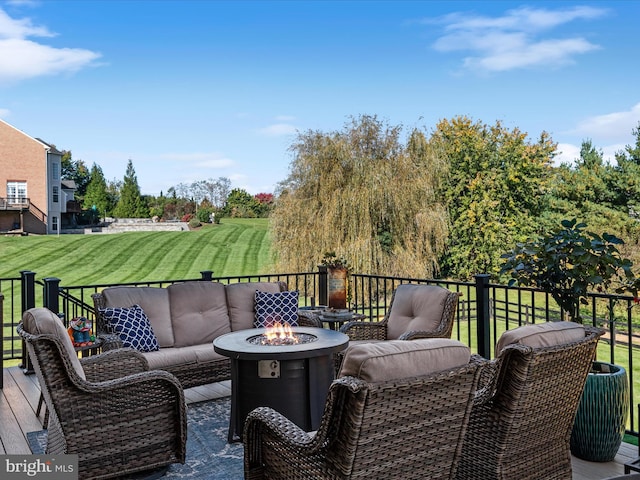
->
[0,218,274,284]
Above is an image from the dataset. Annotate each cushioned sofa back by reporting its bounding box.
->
[168,281,231,347]
[101,286,174,347]
[226,281,286,331]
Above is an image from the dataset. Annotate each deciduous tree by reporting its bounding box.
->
[431,116,555,279]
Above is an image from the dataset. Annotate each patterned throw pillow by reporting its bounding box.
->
[254,290,299,328]
[99,304,160,352]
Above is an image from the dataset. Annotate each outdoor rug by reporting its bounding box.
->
[27,397,245,479]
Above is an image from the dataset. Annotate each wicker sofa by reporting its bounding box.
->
[92,281,321,389]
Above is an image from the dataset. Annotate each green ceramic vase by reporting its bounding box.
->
[570,361,629,462]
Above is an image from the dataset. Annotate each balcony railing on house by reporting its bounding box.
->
[2,269,639,437]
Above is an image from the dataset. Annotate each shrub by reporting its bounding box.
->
[188,218,201,229]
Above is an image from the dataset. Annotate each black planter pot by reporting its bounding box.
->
[570,361,629,462]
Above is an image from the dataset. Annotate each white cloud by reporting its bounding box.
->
[427,6,607,72]
[554,141,630,166]
[0,107,10,118]
[0,8,52,39]
[0,8,101,84]
[570,103,640,143]
[258,123,297,137]
[554,142,581,165]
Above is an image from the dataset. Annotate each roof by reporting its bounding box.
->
[61,179,77,190]
[35,138,64,155]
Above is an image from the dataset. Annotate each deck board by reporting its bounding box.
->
[0,366,634,479]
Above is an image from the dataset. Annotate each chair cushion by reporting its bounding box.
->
[101,286,174,347]
[254,290,299,327]
[22,307,86,380]
[386,284,452,340]
[339,338,471,382]
[226,282,285,331]
[495,321,585,356]
[168,281,231,347]
[99,305,160,352]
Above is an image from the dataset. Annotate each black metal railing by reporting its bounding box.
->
[2,269,639,436]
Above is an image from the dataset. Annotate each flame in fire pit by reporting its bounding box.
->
[265,321,296,344]
[246,322,318,346]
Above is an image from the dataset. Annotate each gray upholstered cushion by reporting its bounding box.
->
[22,307,86,380]
[168,281,231,347]
[339,338,471,383]
[226,282,285,331]
[143,344,227,370]
[102,286,174,347]
[386,284,452,339]
[495,321,585,356]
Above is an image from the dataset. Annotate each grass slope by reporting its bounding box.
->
[0,218,274,285]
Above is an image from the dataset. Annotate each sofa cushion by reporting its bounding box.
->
[339,338,471,383]
[226,282,285,331]
[495,321,585,356]
[386,284,452,340]
[99,305,160,352]
[254,290,299,327]
[168,281,231,347]
[22,307,86,380]
[101,286,174,347]
[143,344,228,370]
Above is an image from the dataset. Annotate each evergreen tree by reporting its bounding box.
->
[83,163,111,219]
[112,159,149,218]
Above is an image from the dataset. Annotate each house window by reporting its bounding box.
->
[53,186,59,203]
[52,162,59,180]
[52,216,58,232]
[7,181,27,203]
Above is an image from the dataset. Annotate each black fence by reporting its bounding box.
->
[2,269,639,434]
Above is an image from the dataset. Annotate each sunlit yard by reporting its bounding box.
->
[0,218,274,284]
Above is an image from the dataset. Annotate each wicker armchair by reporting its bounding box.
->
[18,307,187,480]
[340,284,460,342]
[244,338,483,480]
[455,323,603,480]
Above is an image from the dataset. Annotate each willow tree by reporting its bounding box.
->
[271,115,448,278]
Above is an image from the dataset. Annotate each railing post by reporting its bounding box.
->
[475,274,491,359]
[318,265,328,307]
[43,277,61,315]
[200,270,213,281]
[20,270,36,312]
[20,270,36,373]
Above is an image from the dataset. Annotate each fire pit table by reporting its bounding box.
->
[213,326,349,442]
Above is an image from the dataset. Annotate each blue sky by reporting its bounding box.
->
[1,0,638,195]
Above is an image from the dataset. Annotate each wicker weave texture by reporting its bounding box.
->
[244,355,484,479]
[340,286,460,341]
[18,321,187,480]
[455,325,603,480]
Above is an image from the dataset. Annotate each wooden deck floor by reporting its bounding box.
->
[0,365,636,479]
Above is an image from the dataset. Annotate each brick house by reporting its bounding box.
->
[0,119,77,234]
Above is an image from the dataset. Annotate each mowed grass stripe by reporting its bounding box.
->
[0,218,273,285]
[111,232,192,282]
